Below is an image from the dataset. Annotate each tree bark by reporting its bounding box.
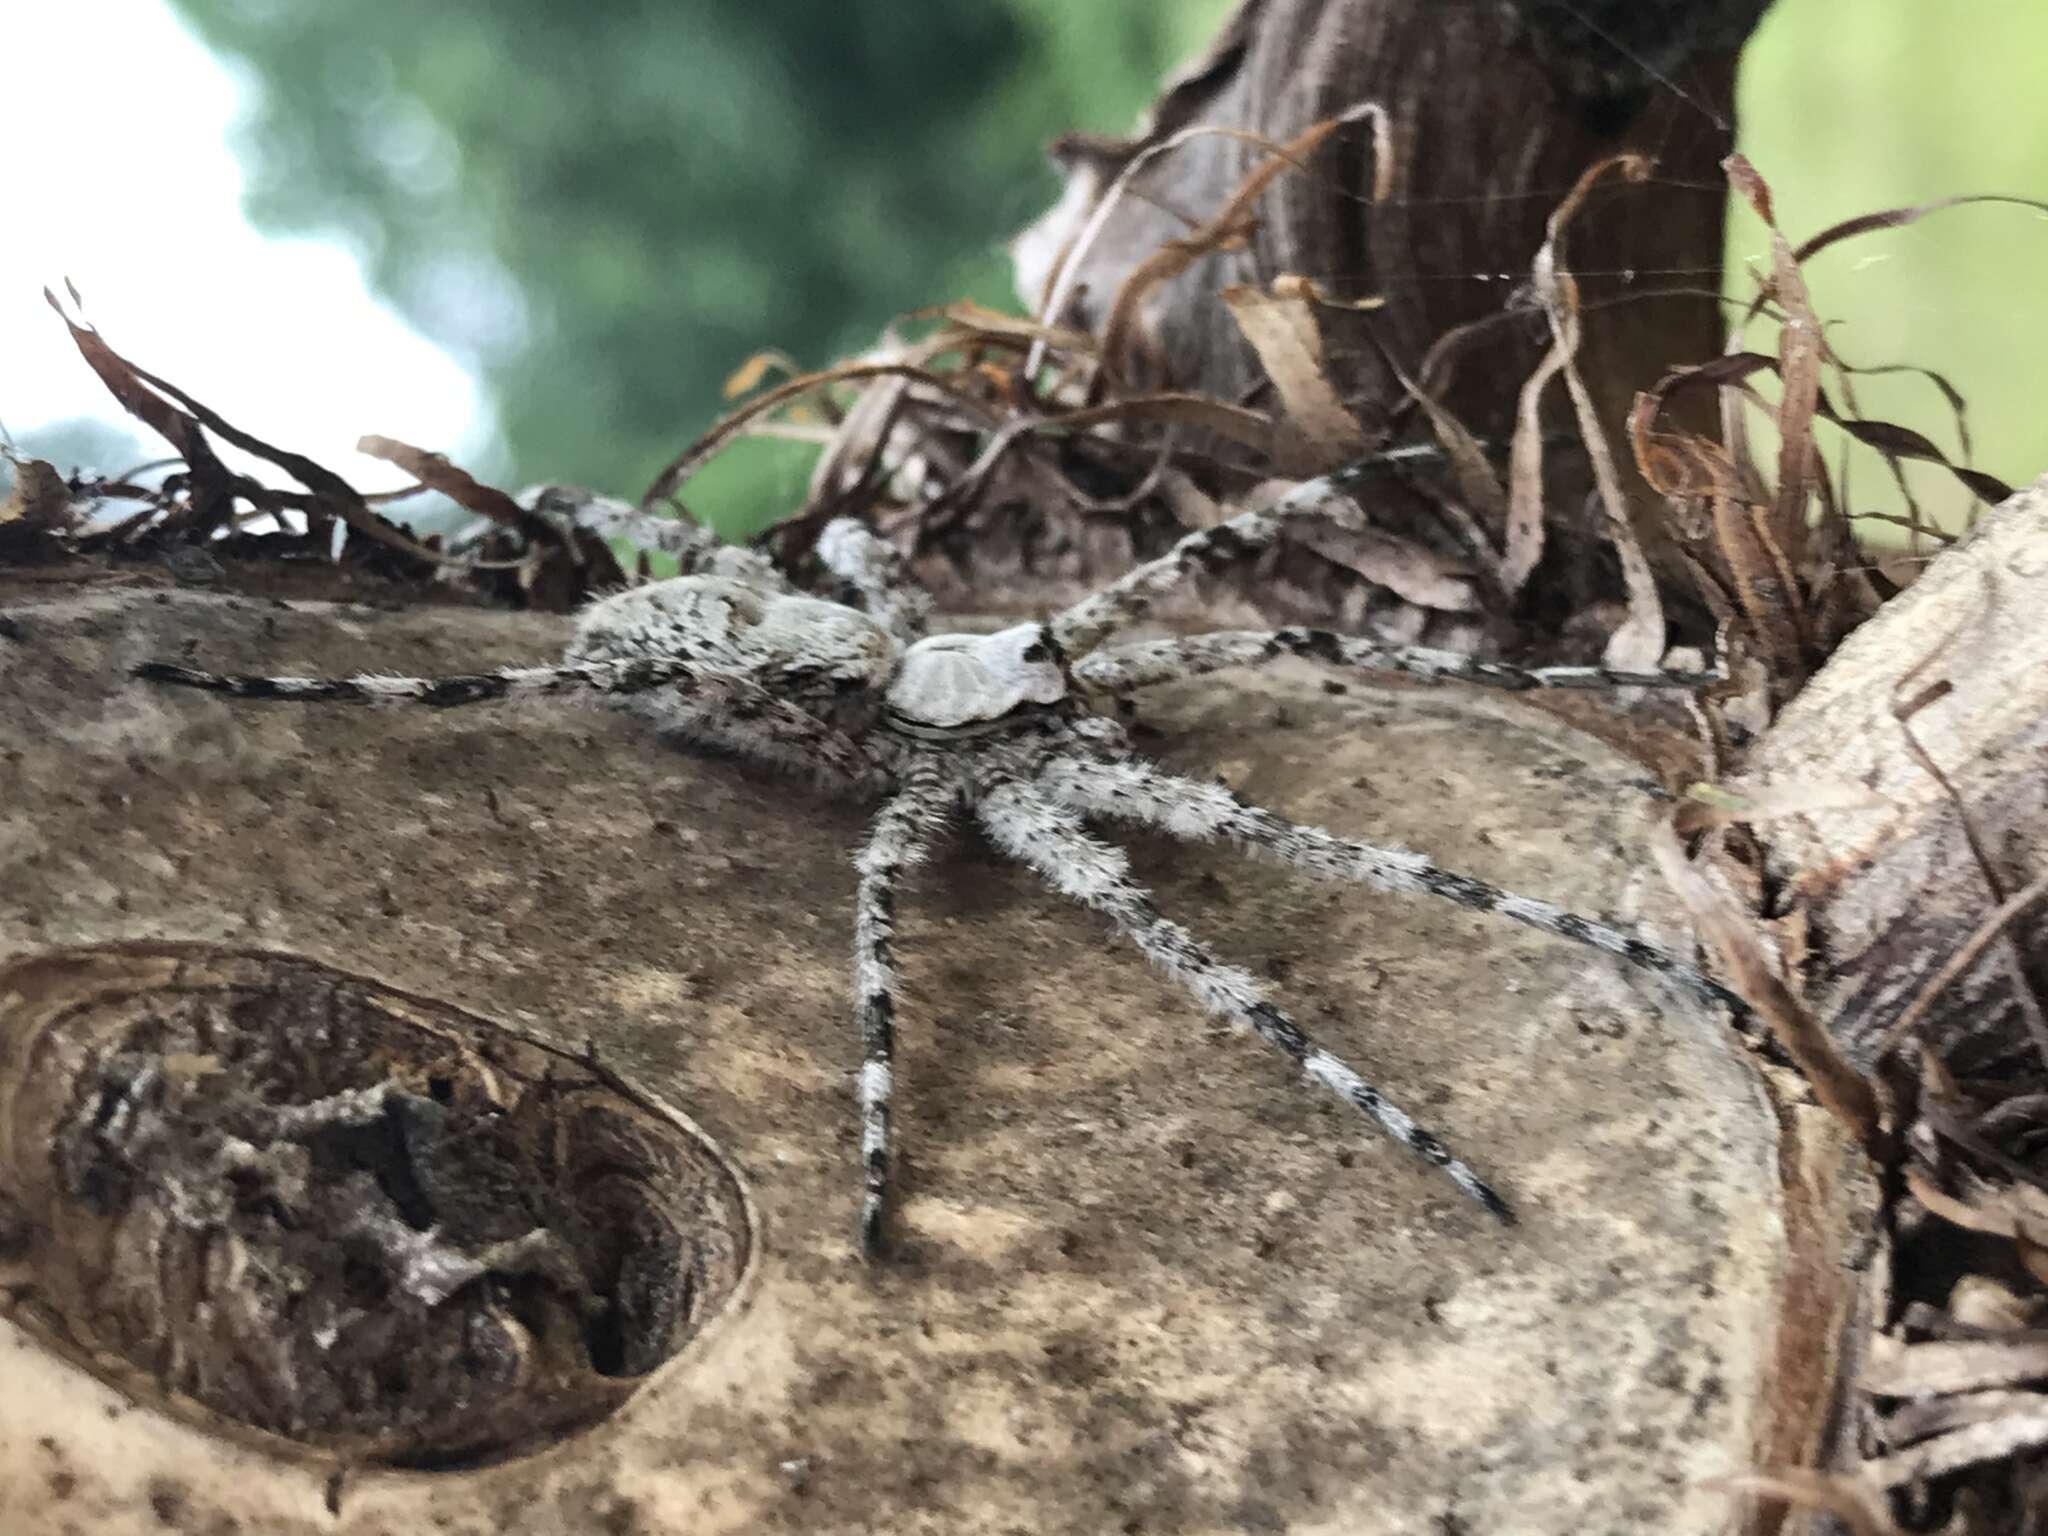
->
[0,574,1791,1534]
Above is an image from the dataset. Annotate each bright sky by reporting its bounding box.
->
[0,0,480,485]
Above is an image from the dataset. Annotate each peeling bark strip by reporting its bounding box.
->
[1744,474,2048,1072]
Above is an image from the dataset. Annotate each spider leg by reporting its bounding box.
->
[519,484,791,587]
[137,656,714,706]
[1048,456,1384,657]
[1037,745,1741,1012]
[973,778,1509,1219]
[137,659,877,781]
[1075,629,1720,696]
[817,518,933,644]
[850,760,954,1258]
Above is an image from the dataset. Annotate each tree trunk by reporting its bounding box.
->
[976,0,1773,632]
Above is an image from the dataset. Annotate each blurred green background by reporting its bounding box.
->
[32,0,2044,539]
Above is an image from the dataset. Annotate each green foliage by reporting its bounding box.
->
[166,0,1218,532]
[1731,0,2048,532]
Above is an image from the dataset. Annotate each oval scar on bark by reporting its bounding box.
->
[0,943,754,1470]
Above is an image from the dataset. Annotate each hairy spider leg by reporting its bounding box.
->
[1075,629,1722,696]
[850,763,953,1258]
[1037,740,1741,1013]
[1047,456,1385,657]
[816,518,933,644]
[520,484,792,588]
[974,777,1510,1219]
[135,658,875,781]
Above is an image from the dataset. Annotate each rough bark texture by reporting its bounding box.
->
[1743,475,2048,1076]
[0,577,1799,1535]
[1021,0,1750,436]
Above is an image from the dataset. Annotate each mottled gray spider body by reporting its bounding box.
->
[139,463,1732,1257]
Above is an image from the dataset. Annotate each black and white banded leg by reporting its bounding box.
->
[973,777,1509,1219]
[1075,629,1721,697]
[137,657,875,781]
[816,517,932,644]
[519,484,791,587]
[1049,461,1380,656]
[851,763,953,1256]
[1037,738,1739,1012]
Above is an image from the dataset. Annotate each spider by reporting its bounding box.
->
[138,461,1733,1258]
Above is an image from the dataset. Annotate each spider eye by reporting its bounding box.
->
[1020,641,1049,664]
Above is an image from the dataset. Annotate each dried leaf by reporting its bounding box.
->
[721,350,802,399]
[1362,334,1508,586]
[45,289,445,568]
[355,436,552,546]
[1220,282,1369,470]
[1793,192,2048,264]
[940,301,1097,356]
[1039,393,1274,452]
[1288,520,1482,612]
[1270,273,1386,313]
[1502,336,1570,594]
[0,459,75,531]
[1651,823,1881,1147]
[1531,156,1664,671]
[1023,121,1307,380]
[1099,106,1380,387]
[1641,347,2011,508]
[644,360,1000,508]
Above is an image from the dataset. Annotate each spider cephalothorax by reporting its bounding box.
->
[140,461,1734,1257]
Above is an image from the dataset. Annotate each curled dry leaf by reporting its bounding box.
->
[1097,106,1383,389]
[1024,120,1342,378]
[1220,280,1369,471]
[1791,191,2048,266]
[1903,1169,2048,1289]
[940,301,1097,357]
[355,436,550,548]
[1503,331,1570,596]
[44,289,446,570]
[1270,274,1385,314]
[644,358,1004,508]
[1531,155,1665,672]
[1650,822,1881,1148]
[1636,351,2011,509]
[721,350,804,399]
[355,435,624,604]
